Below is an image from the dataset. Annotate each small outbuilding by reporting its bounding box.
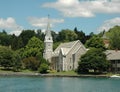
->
[105,50,120,73]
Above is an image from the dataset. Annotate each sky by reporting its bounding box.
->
[0,0,120,35]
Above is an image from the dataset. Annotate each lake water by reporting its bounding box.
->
[0,76,120,92]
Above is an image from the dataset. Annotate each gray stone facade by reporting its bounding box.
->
[51,40,87,71]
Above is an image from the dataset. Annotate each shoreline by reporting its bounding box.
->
[0,72,110,78]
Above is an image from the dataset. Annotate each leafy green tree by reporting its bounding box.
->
[74,27,86,44]
[51,31,58,42]
[26,36,43,51]
[0,30,12,46]
[12,51,22,72]
[57,29,77,42]
[98,30,106,37]
[36,52,49,65]
[22,36,43,58]
[85,35,105,50]
[53,42,61,50]
[19,37,45,71]
[17,37,24,49]
[19,30,36,47]
[36,29,45,41]
[38,63,49,74]
[89,32,95,37]
[107,26,120,50]
[0,46,14,69]
[11,34,18,50]
[11,34,24,50]
[77,48,110,74]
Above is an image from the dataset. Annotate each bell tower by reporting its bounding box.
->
[43,15,53,62]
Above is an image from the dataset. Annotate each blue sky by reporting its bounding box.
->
[0,0,120,35]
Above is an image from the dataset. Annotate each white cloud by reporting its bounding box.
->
[0,17,23,36]
[9,28,23,36]
[97,17,120,32]
[28,17,64,28]
[42,0,120,17]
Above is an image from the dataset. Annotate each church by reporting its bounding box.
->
[43,17,87,71]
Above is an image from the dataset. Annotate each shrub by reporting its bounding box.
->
[22,57,40,71]
[38,63,49,74]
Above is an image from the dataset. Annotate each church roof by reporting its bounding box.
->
[53,40,81,56]
[105,50,120,60]
[60,48,70,56]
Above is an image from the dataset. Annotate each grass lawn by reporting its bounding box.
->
[0,69,13,73]
[0,67,36,74]
[21,69,37,73]
[50,70,79,75]
[0,67,119,76]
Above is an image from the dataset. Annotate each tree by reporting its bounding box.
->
[53,42,61,50]
[77,48,110,74]
[51,31,58,42]
[11,34,18,50]
[36,52,49,65]
[12,51,22,72]
[26,36,43,50]
[74,27,86,44]
[57,29,78,42]
[11,35,24,50]
[19,30,36,47]
[19,37,45,71]
[0,31,12,46]
[22,36,43,58]
[107,26,120,50]
[36,29,45,41]
[0,46,14,69]
[85,35,105,50]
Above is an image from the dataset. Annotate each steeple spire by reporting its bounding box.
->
[44,14,53,42]
[46,14,51,37]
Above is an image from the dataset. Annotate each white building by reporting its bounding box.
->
[43,17,87,71]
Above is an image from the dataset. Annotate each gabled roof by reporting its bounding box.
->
[60,48,70,56]
[105,50,120,60]
[53,40,85,56]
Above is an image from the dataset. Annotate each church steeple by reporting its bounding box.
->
[44,15,53,42]
[43,15,53,62]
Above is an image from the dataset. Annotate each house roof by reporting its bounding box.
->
[53,40,80,56]
[105,50,120,60]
